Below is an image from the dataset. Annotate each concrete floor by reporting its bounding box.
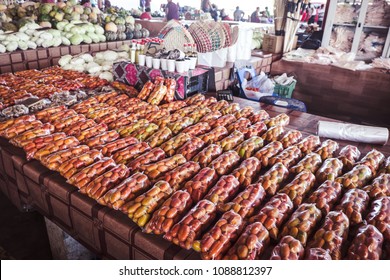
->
[0,191,52,260]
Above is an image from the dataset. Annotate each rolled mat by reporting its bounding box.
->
[317,121,389,145]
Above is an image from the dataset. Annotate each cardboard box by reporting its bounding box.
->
[262,34,284,54]
[262,34,298,54]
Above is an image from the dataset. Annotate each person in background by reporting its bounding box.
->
[259,11,268,23]
[265,7,271,18]
[201,0,212,13]
[145,0,152,10]
[250,7,260,23]
[210,4,218,21]
[317,4,325,27]
[233,6,245,22]
[301,7,309,22]
[140,7,152,20]
[165,0,179,21]
[140,0,145,11]
[308,3,317,24]
[220,8,232,21]
[301,0,309,14]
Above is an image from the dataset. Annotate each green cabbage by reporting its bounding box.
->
[70,34,83,45]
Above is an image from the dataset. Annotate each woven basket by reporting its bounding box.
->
[189,20,231,53]
[158,20,195,52]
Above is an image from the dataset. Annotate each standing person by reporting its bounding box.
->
[265,6,271,18]
[301,7,308,22]
[317,4,325,27]
[140,0,145,11]
[210,4,218,21]
[233,6,245,22]
[308,3,317,24]
[201,0,212,13]
[145,0,151,10]
[165,0,179,21]
[251,7,260,23]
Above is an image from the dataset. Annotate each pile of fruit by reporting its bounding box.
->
[58,48,132,82]
[0,67,137,119]
[0,89,389,260]
[0,1,150,52]
[0,1,103,31]
[103,7,148,41]
[0,21,106,53]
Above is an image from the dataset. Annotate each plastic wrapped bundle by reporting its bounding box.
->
[378,156,390,175]
[356,149,385,176]
[365,197,390,241]
[296,135,321,155]
[208,151,241,176]
[204,175,240,205]
[314,139,339,161]
[222,222,270,260]
[192,144,223,168]
[249,193,294,240]
[230,157,261,189]
[362,174,390,200]
[182,122,212,137]
[58,150,103,179]
[337,145,361,171]
[307,211,350,260]
[254,141,284,167]
[123,181,174,227]
[183,167,219,203]
[217,183,266,219]
[270,236,305,260]
[235,136,264,159]
[99,173,151,209]
[279,171,316,208]
[306,180,343,216]
[335,164,373,190]
[164,199,217,250]
[305,248,332,260]
[144,190,193,235]
[257,162,289,196]
[194,210,244,260]
[336,189,370,226]
[268,145,302,169]
[315,158,344,185]
[280,203,322,246]
[216,131,245,152]
[347,224,383,260]
[160,161,201,191]
[289,153,323,175]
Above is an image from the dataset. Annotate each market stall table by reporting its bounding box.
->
[0,95,389,260]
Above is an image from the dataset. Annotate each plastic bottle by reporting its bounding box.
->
[135,43,140,64]
[130,42,136,63]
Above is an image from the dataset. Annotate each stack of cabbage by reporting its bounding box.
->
[58,46,131,82]
[0,21,105,53]
[0,0,103,32]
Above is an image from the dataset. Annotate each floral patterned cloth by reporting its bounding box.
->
[113,62,209,100]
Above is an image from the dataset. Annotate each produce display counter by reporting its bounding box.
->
[271,59,390,127]
[0,95,388,260]
[0,40,133,74]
